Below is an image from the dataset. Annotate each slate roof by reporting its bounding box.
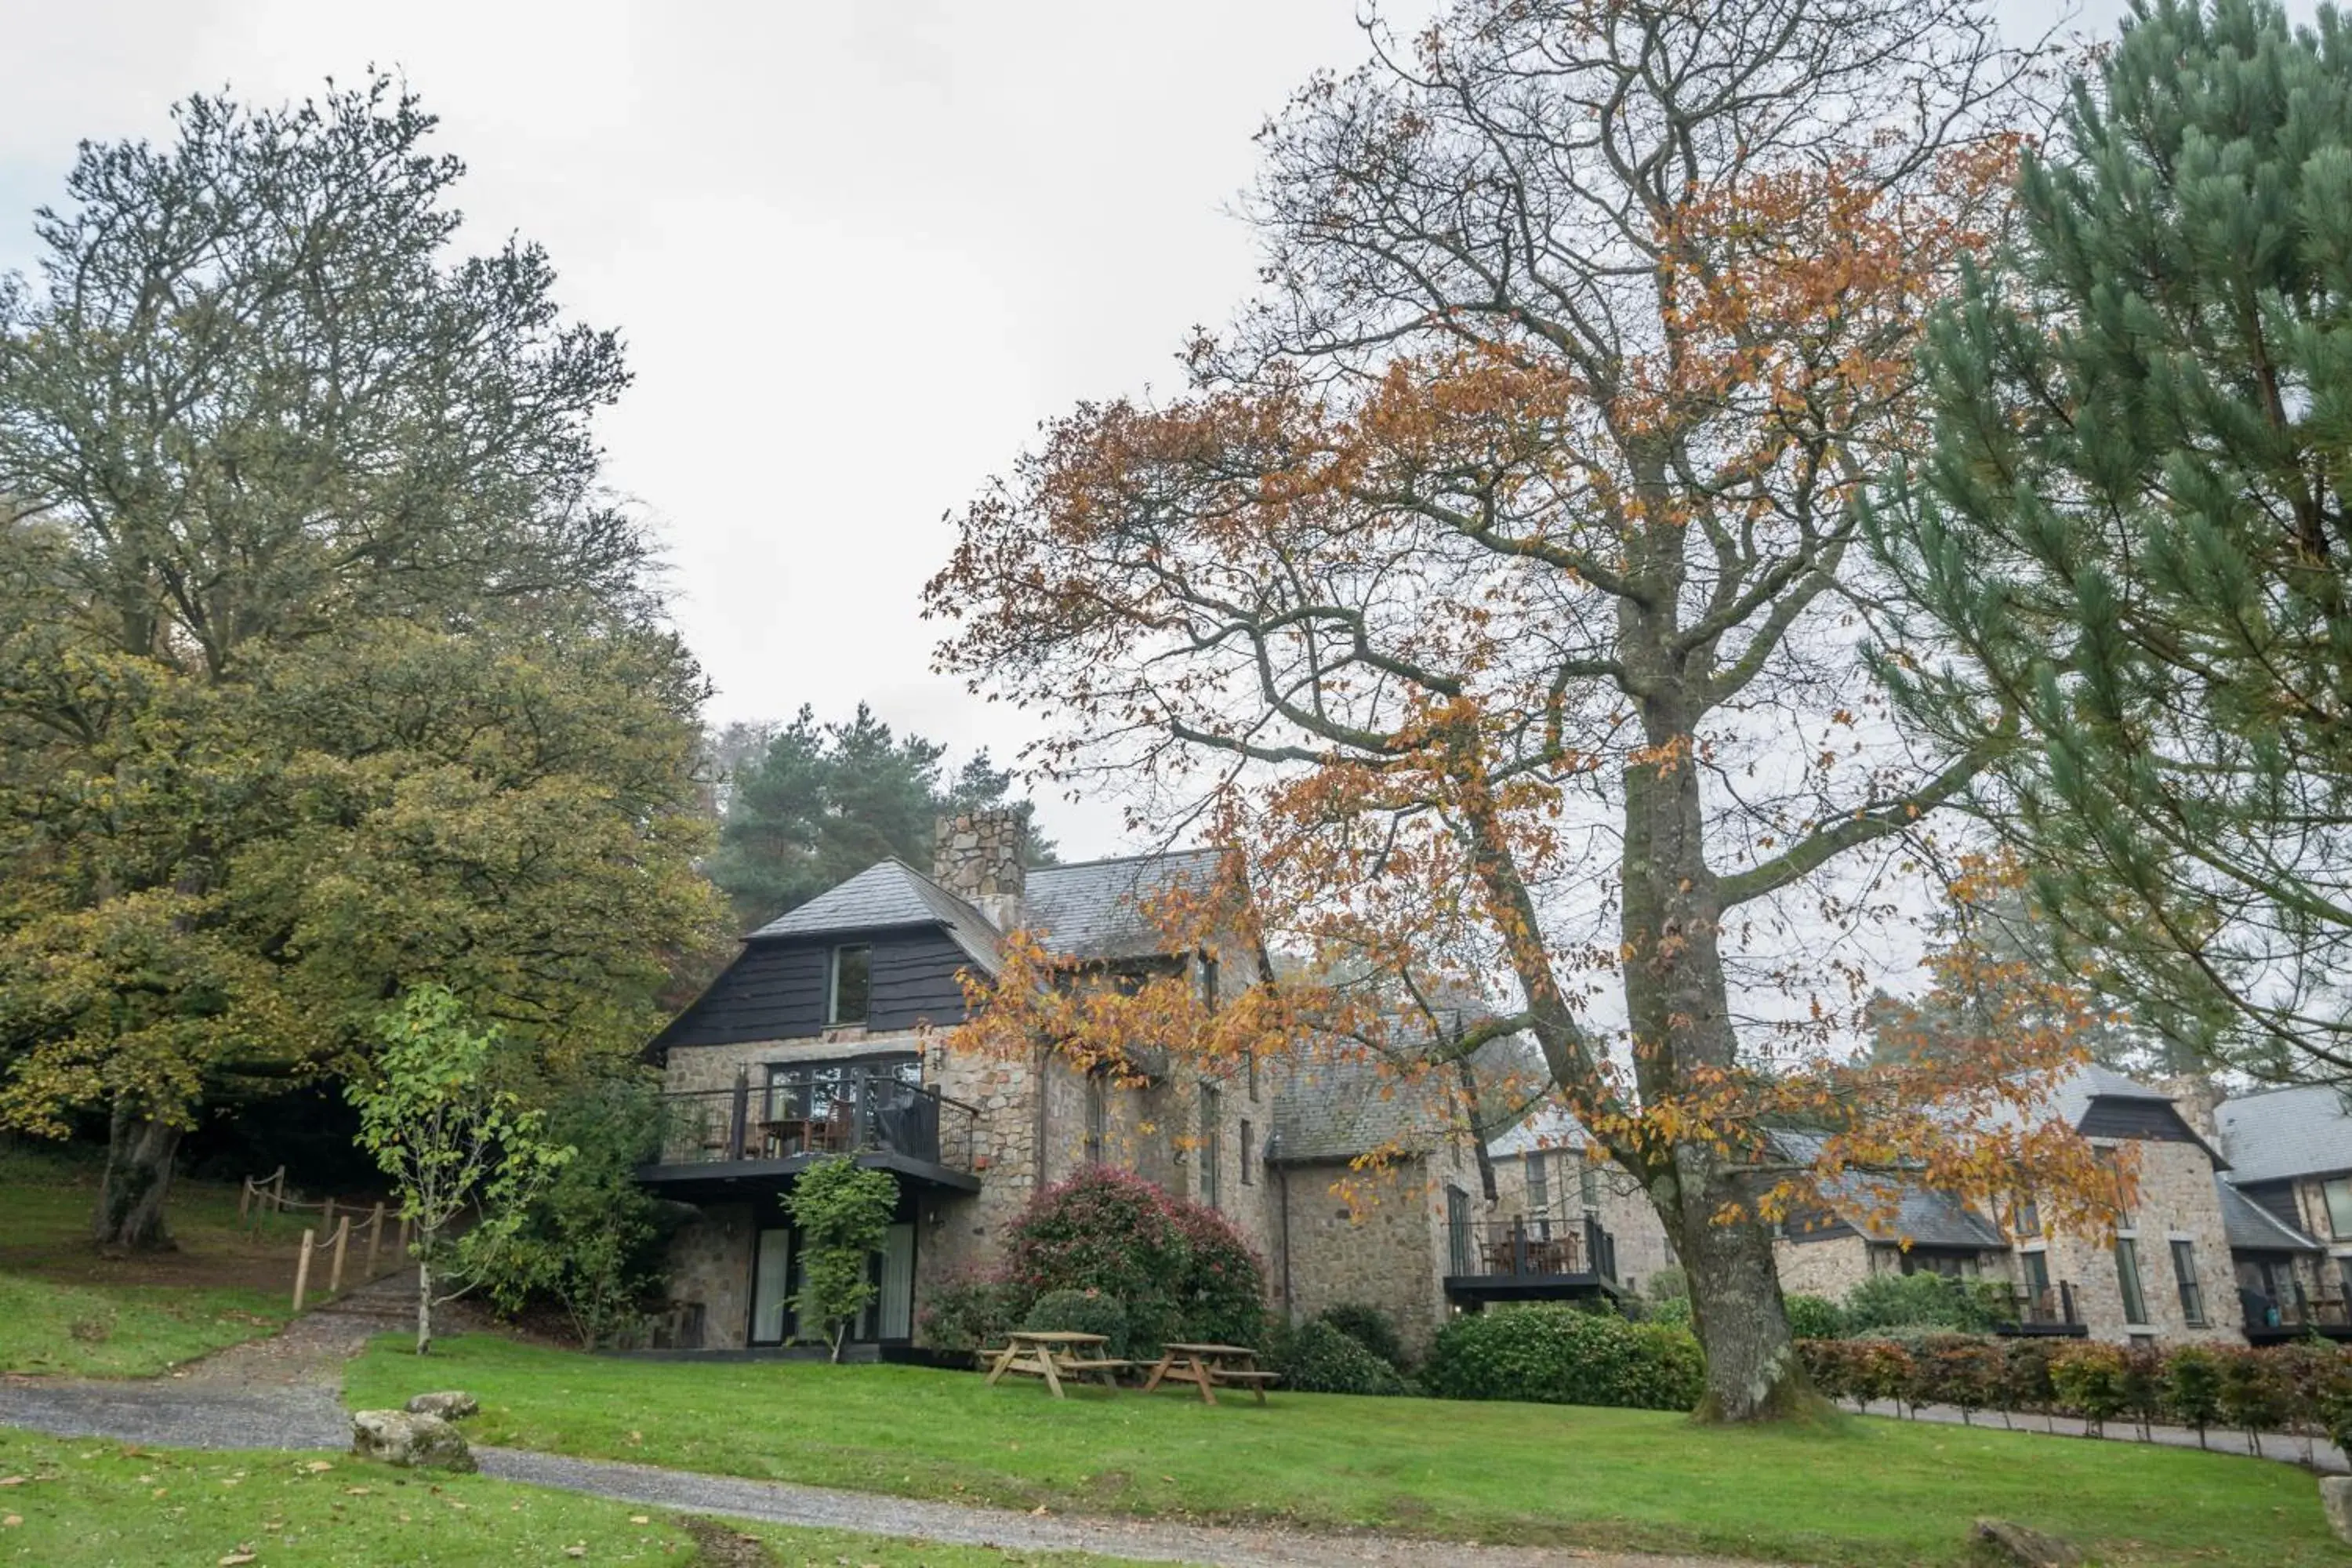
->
[1269,1058,1454,1162]
[2218,1177,2324,1254]
[1486,1106,1595,1159]
[2045,1062,2173,1124]
[2215,1084,2352,1185]
[1022,849,1226,962]
[747,860,1003,969]
[742,846,1229,970]
[1762,1129,2006,1249]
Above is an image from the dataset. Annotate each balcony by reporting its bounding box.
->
[1997,1282,2088,1337]
[641,1066,982,1196]
[1445,1212,1621,1305]
[2244,1287,2352,1345]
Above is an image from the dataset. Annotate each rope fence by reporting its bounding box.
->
[238,1169,410,1313]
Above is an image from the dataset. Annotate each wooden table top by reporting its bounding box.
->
[1159,1342,1258,1357]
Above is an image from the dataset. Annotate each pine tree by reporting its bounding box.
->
[1868,0,2352,1082]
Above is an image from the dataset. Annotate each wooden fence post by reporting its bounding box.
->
[322,1196,336,1230]
[328,1215,350,1296]
[365,1203,385,1277]
[292,1229,315,1314]
[238,1177,252,1225]
[397,1214,411,1257]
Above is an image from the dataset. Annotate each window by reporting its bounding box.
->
[2170,1240,2206,1327]
[1239,1119,1254,1185]
[2325,1178,2352,1240]
[1446,1185,1473,1276]
[2096,1148,2132,1229]
[1200,955,1220,1009]
[2012,1194,2040,1238]
[2114,1236,2149,1326]
[2021,1248,2052,1304]
[1200,1087,1221,1208]
[1083,1070,1107,1165]
[1526,1150,1549,1214]
[1578,1156,1600,1210]
[828,945,870,1025]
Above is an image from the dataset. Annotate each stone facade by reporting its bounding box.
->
[2028,1138,2242,1343]
[933,811,1025,931]
[1772,1234,1876,1301]
[1276,1155,1452,1358]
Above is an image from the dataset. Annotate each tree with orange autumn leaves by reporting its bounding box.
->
[929,0,2120,1423]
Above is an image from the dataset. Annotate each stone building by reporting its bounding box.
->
[2212,1085,2352,1340]
[641,809,1279,1351]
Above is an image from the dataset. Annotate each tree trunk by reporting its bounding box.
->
[93,1103,181,1250]
[416,1244,434,1355]
[1661,1156,1820,1422]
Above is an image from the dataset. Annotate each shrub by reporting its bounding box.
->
[1423,1305,1704,1412]
[1643,1296,1693,1330]
[1646,1267,1688,1301]
[2163,1345,2224,1446]
[1796,1338,1852,1403]
[2216,1346,2292,1456]
[1282,1320,1409,1395]
[2118,1344,2166,1439]
[2001,1338,2056,1421]
[1841,1271,2005,1335]
[1003,1167,1267,1356]
[2049,1342,2129,1436]
[920,1269,1029,1357]
[1907,1334,2005,1421]
[1849,1339,1916,1410]
[1022,1287,1130,1357]
[1784,1294,1845,1341]
[1315,1302,1407,1369]
[786,1158,899,1359]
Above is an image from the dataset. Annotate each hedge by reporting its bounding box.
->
[1023,1287,1131,1357]
[1425,1304,1705,1411]
[1281,1319,1410,1395]
[1800,1334,2352,1455]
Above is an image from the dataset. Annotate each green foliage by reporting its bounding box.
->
[1905,1334,2006,1419]
[706,704,1055,929]
[917,1269,1028,1358]
[1281,1319,1410,1396]
[1423,1305,1705,1413]
[348,985,568,1354]
[1783,1294,1846,1340]
[1642,1294,1692,1330]
[2050,1343,2131,1435]
[1865,0,2352,1073]
[1314,1302,1408,1370]
[1840,1271,2005,1335]
[1001,1167,1268,1357]
[2002,1338,2058,1415]
[786,1157,899,1360]
[1021,1288,1131,1358]
[2162,1345,2225,1439]
[0,76,726,1244]
[473,1076,685,1349]
[2216,1345,2293,1447]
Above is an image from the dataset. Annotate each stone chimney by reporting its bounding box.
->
[932,808,1027,931]
[2158,1072,2227,1139]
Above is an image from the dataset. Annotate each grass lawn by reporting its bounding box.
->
[0,1430,1125,1566]
[2,1145,311,1377]
[348,1337,2342,1567]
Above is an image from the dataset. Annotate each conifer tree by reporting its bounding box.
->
[1870,0,2352,1081]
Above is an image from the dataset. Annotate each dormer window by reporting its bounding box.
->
[829,944,871,1025]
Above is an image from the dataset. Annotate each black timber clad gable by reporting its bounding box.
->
[654,927,975,1051]
[2076,1097,2205,1145]
[2239,1180,2304,1232]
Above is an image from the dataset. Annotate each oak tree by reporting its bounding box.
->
[932,0,2110,1421]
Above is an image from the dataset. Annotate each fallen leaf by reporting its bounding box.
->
[2,1516,20,1529]
[343,1486,371,1496]
[1030,1505,1050,1516]
[151,1487,168,1498]
[564,1548,586,1559]
[301,1461,333,1474]
[0,1477,22,1487]
[220,1552,257,1566]
[629,1515,650,1525]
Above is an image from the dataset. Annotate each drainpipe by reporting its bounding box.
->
[1032,1037,1051,1194]
[1269,1133,1294,1323]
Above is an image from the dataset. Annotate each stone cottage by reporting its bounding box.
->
[2211,1085,2352,1339]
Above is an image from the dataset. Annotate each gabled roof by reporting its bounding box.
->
[1021,849,1226,962]
[1269,1058,1454,1163]
[1762,1129,2008,1250]
[1486,1106,1595,1160]
[2218,1178,2324,1253]
[2215,1084,2352,1185]
[747,860,1002,970]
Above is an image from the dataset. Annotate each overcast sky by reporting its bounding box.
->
[2,0,2133,858]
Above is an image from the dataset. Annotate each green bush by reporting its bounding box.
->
[1841,1271,2005,1335]
[2216,1347,2292,1454]
[1784,1294,1845,1340]
[1004,1167,1267,1356]
[1906,1334,2005,1420]
[2002,1338,2056,1417]
[918,1270,1028,1357]
[1642,1296,1692,1330]
[2049,1342,2130,1435]
[1424,1305,1704,1412]
[1022,1287,1130,1357]
[1315,1303,1406,1369]
[1282,1319,1409,1395]
[2161,1345,2224,1442]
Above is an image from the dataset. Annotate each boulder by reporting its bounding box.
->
[350,1409,477,1472]
[2319,1476,2352,1545]
[404,1390,479,1420]
[1971,1519,2083,1566]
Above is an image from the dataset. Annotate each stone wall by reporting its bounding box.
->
[1773,1234,1876,1301]
[933,810,1025,931]
[2032,1138,2241,1342]
[1278,1155,1452,1359]
[664,1202,757,1350]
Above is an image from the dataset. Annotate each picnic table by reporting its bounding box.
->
[983,1330,1134,1397]
[1142,1341,1279,1405]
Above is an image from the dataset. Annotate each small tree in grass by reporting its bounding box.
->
[349,985,567,1354]
[2164,1346,2223,1450]
[786,1157,898,1361]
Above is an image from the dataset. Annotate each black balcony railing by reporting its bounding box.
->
[655,1069,978,1175]
[1450,1212,1617,1283]
[2007,1281,2085,1331]
[2245,1287,2352,1334]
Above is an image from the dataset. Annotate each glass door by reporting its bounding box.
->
[875,1223,915,1341]
[750,1227,792,1345]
